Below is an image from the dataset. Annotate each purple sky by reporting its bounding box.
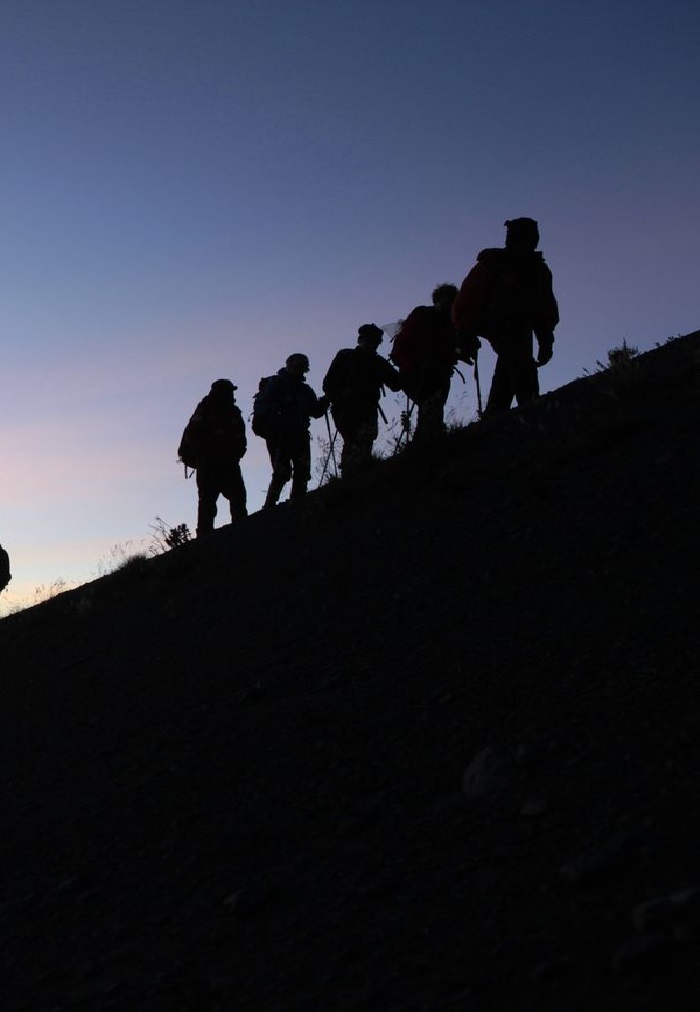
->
[1,0,698,609]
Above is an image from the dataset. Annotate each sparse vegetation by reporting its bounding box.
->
[584,338,640,376]
[92,541,146,579]
[147,516,192,555]
[314,432,341,486]
[598,338,639,371]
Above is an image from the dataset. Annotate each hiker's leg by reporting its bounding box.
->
[486,352,516,413]
[264,438,292,508]
[264,478,284,509]
[513,335,539,406]
[343,419,376,474]
[414,386,447,441]
[196,470,218,536]
[290,434,311,499]
[338,427,355,476]
[339,424,363,476]
[224,463,248,521]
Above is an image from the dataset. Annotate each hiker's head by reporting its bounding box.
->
[504,217,540,252]
[431,283,458,313]
[210,378,237,400]
[286,353,310,377]
[357,323,384,350]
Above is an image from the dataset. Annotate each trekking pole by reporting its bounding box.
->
[318,412,339,485]
[392,395,415,455]
[473,352,483,418]
[325,411,339,476]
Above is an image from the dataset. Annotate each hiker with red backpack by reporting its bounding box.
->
[452,217,559,413]
[390,283,460,442]
[322,323,403,476]
[178,378,248,537]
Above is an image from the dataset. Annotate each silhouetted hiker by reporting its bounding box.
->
[254,354,329,508]
[452,217,559,413]
[0,542,11,593]
[390,283,459,441]
[322,323,403,475]
[180,379,247,537]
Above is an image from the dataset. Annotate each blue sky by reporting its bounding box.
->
[1,0,698,610]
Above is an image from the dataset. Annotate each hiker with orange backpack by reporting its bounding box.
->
[452,218,559,413]
[390,283,460,442]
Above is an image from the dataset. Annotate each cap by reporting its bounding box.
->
[357,323,384,345]
[504,217,540,249]
[286,353,310,372]
[210,378,237,393]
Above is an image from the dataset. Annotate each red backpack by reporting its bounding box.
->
[389,307,434,372]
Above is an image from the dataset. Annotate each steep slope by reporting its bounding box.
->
[1,332,698,1011]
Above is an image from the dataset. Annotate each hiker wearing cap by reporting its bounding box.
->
[184,378,248,536]
[257,354,329,508]
[322,324,403,476]
[390,284,460,441]
[452,218,559,413]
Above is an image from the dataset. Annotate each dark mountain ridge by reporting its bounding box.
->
[1,331,699,1011]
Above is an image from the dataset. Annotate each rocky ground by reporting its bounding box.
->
[0,331,698,1011]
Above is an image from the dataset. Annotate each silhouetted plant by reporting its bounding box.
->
[33,578,70,604]
[597,339,639,371]
[315,432,340,486]
[148,516,192,555]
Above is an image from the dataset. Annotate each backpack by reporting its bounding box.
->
[389,308,433,372]
[177,417,199,473]
[475,250,547,336]
[322,349,355,405]
[0,545,11,593]
[251,376,276,437]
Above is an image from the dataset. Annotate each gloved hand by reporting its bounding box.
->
[318,395,331,413]
[457,332,481,365]
[536,335,554,367]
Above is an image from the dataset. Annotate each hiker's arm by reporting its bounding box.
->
[533,267,558,366]
[236,413,247,457]
[536,332,554,366]
[534,265,560,336]
[381,359,404,392]
[456,331,481,365]
[311,392,330,418]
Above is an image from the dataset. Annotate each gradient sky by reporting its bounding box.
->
[1,0,698,611]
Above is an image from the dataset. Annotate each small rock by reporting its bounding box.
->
[632,886,700,935]
[560,827,659,885]
[611,932,674,974]
[462,745,514,801]
[519,796,548,817]
[514,739,559,768]
[223,883,271,915]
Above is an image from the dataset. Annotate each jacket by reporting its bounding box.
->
[263,368,327,435]
[452,248,559,343]
[323,347,402,418]
[187,394,247,465]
